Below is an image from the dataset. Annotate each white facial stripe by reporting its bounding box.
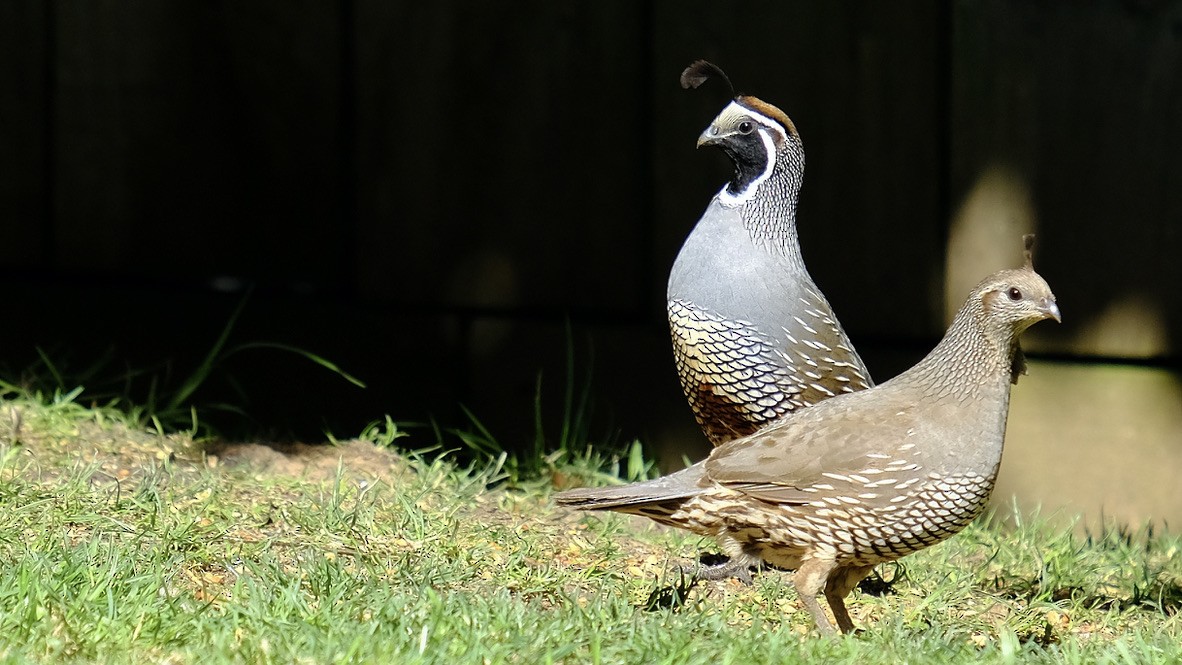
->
[716,100,781,133]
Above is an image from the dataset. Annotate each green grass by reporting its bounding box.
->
[0,396,1179,664]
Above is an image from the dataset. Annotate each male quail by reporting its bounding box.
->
[669,60,872,446]
[559,237,1060,635]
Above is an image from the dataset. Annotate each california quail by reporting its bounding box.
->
[669,60,873,446]
[558,236,1061,634]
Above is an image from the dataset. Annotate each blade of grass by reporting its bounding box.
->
[34,346,66,390]
[225,342,366,389]
[163,290,253,415]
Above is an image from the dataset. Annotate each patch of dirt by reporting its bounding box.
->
[0,402,410,487]
[207,439,410,483]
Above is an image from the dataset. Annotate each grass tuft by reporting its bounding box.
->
[404,325,655,489]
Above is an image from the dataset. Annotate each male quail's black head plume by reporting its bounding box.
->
[560,238,1061,634]
[668,60,872,446]
[679,60,733,93]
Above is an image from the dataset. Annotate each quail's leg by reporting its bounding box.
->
[823,564,876,634]
[683,559,751,584]
[681,553,758,584]
[792,557,839,635]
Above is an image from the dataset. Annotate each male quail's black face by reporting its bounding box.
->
[699,101,781,196]
[715,123,769,183]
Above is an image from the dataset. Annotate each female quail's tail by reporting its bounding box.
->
[554,465,706,511]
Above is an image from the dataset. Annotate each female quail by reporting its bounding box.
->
[669,61,873,446]
[560,237,1061,634]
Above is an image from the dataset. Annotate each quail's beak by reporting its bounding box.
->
[1041,299,1062,323]
[696,125,723,148]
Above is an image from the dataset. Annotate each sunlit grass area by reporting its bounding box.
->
[0,393,1178,664]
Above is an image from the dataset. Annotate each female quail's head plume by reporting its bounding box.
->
[564,236,1060,635]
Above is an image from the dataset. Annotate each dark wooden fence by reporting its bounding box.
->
[2,1,1179,453]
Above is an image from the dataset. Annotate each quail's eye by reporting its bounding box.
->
[1007,287,1022,301]
[738,120,754,134]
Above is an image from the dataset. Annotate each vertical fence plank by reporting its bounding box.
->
[0,1,48,267]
